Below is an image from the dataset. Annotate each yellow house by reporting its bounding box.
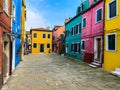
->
[21,0,26,60]
[104,0,120,71]
[30,28,52,54]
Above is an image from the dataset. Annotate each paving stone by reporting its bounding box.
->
[1,53,120,90]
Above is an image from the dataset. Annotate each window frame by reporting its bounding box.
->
[82,18,86,28]
[106,33,116,52]
[81,40,85,51]
[47,44,50,48]
[33,43,37,48]
[43,33,46,38]
[48,34,50,38]
[96,7,103,23]
[4,0,9,15]
[12,4,16,22]
[33,33,37,38]
[71,27,74,36]
[108,0,118,20]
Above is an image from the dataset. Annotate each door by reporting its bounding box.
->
[40,44,44,52]
[94,37,102,63]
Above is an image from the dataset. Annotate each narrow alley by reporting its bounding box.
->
[1,53,120,90]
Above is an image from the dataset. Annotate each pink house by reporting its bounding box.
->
[81,0,104,66]
[52,26,65,54]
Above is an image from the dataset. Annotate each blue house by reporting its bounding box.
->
[11,0,22,71]
[65,0,89,60]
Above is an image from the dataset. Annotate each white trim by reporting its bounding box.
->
[95,7,103,23]
[94,36,103,63]
[81,40,85,51]
[72,26,74,36]
[3,0,9,15]
[107,0,118,20]
[82,17,87,28]
[106,33,116,52]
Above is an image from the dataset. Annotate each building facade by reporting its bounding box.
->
[81,0,104,67]
[21,0,26,60]
[11,0,22,72]
[52,25,65,54]
[25,31,31,53]
[31,28,52,54]
[0,0,12,86]
[104,0,120,71]
[65,0,89,60]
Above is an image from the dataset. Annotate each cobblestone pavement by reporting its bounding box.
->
[1,53,120,90]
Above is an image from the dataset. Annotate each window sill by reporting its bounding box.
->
[108,15,118,20]
[95,20,103,24]
[106,50,116,52]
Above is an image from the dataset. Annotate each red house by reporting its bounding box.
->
[81,0,104,67]
[0,0,11,86]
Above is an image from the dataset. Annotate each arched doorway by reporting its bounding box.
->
[3,34,10,83]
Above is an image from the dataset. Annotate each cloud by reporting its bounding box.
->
[26,9,47,31]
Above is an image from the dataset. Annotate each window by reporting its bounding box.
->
[108,0,117,19]
[79,23,81,33]
[74,26,76,35]
[76,25,79,34]
[47,44,50,48]
[34,33,37,38]
[96,8,102,22]
[43,34,46,38]
[12,5,16,21]
[77,43,81,53]
[71,43,80,53]
[81,41,85,50]
[71,44,74,51]
[4,0,9,14]
[74,43,77,52]
[82,18,86,28]
[48,34,50,38]
[33,43,37,48]
[106,34,116,51]
[71,27,74,36]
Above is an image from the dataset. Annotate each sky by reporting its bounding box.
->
[26,0,81,31]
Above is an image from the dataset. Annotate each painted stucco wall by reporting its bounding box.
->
[65,15,82,60]
[32,30,52,54]
[104,0,120,71]
[82,0,104,62]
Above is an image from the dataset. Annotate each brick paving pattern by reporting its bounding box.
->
[1,53,120,90]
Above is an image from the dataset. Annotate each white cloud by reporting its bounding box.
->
[26,9,47,31]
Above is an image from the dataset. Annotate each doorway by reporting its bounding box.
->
[40,44,44,52]
[94,36,102,63]
[3,41,9,83]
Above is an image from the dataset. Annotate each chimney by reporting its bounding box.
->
[65,19,69,24]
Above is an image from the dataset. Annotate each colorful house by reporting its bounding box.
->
[65,0,89,60]
[25,31,31,53]
[81,0,104,67]
[0,0,12,86]
[21,0,26,60]
[30,28,52,54]
[11,0,22,72]
[104,0,120,71]
[52,25,65,54]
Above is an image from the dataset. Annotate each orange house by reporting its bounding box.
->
[52,26,65,54]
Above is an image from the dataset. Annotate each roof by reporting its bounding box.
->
[52,25,63,31]
[26,31,30,34]
[65,0,102,25]
[30,28,52,33]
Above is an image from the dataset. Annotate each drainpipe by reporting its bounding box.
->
[102,0,105,66]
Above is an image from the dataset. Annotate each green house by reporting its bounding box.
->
[65,0,89,60]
